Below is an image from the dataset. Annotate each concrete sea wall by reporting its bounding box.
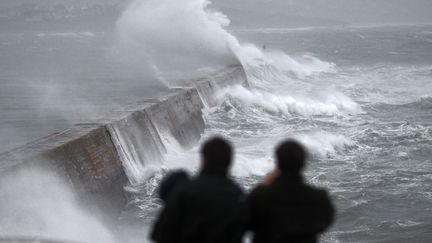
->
[0,64,248,216]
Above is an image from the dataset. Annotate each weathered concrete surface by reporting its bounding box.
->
[0,64,249,215]
[98,103,166,185]
[0,124,127,216]
[146,88,205,149]
[195,78,219,108]
[98,88,206,185]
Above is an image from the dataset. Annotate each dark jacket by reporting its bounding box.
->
[248,174,334,243]
[151,170,248,243]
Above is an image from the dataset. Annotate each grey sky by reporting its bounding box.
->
[1,0,432,27]
[286,0,432,24]
[214,0,432,26]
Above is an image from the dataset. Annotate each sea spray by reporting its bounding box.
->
[0,169,115,243]
[114,0,240,83]
[236,44,337,79]
[114,0,337,86]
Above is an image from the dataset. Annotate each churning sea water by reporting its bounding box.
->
[129,25,432,242]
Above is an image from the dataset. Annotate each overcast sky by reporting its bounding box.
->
[285,0,432,24]
[215,0,432,26]
[1,0,432,26]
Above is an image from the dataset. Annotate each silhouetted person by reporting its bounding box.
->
[151,137,248,243]
[248,140,334,243]
[158,170,190,202]
[152,170,190,241]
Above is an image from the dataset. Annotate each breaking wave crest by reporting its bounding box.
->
[222,85,361,117]
[114,0,337,86]
[114,0,241,83]
[293,131,355,158]
[237,44,337,80]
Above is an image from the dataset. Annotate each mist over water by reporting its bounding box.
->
[0,169,115,243]
[114,0,241,83]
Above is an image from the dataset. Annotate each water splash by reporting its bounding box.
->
[222,85,361,117]
[114,0,240,83]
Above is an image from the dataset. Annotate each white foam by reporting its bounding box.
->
[224,85,361,117]
[232,153,273,177]
[236,44,337,79]
[160,140,274,179]
[293,131,354,158]
[229,132,354,178]
[160,135,200,172]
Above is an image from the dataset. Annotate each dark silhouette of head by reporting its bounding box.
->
[200,137,232,176]
[158,170,190,202]
[276,140,307,174]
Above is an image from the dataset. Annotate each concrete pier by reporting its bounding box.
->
[0,64,248,216]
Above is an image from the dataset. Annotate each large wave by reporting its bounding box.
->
[113,0,240,84]
[113,0,337,86]
[113,0,360,183]
[237,44,337,81]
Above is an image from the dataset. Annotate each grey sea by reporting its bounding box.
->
[1,24,432,242]
[131,24,432,242]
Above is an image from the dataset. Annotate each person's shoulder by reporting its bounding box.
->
[178,177,199,192]
[214,176,245,196]
[305,183,331,200]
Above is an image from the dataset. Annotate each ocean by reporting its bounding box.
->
[1,5,432,243]
[126,24,432,242]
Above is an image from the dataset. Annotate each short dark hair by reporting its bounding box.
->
[201,137,232,174]
[276,140,306,173]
